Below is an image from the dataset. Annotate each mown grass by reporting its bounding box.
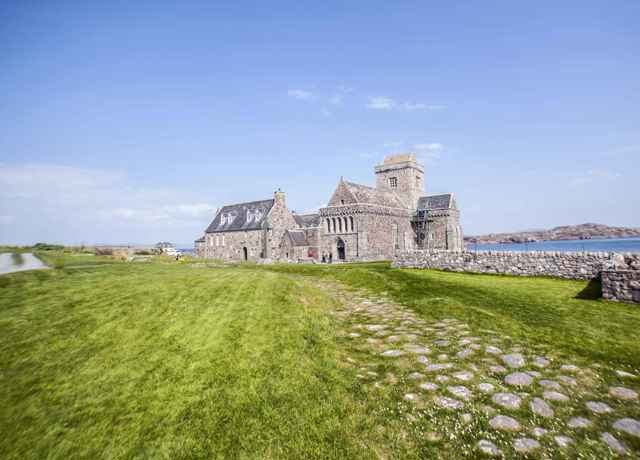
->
[1,258,639,459]
[0,261,404,460]
[260,262,640,371]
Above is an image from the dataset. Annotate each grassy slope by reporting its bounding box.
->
[0,262,386,460]
[1,259,639,459]
[259,262,640,371]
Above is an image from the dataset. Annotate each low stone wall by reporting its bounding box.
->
[602,270,640,304]
[393,250,640,304]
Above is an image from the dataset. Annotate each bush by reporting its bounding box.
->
[94,248,113,256]
[33,242,65,251]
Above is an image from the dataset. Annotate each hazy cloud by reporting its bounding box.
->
[366,97,395,110]
[0,163,216,245]
[367,97,446,111]
[570,169,622,186]
[287,89,313,100]
[412,142,445,161]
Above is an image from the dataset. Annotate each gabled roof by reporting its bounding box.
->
[344,181,406,208]
[293,213,320,228]
[205,199,274,233]
[286,229,309,246]
[327,179,406,208]
[417,194,455,210]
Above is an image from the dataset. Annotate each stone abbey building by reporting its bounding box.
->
[196,154,463,262]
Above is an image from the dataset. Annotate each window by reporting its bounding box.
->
[326,218,331,233]
[349,216,354,233]
[221,235,225,246]
[389,177,398,188]
[416,175,421,186]
[215,235,219,246]
[340,199,345,205]
[393,223,399,249]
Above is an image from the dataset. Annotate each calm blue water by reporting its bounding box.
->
[471,237,640,253]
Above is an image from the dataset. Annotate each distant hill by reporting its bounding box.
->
[465,223,640,245]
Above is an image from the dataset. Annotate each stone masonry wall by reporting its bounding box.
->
[205,230,265,261]
[393,251,640,304]
[265,191,298,260]
[602,268,640,304]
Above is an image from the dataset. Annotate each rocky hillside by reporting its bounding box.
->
[465,223,640,244]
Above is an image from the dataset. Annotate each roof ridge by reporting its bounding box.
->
[220,198,274,209]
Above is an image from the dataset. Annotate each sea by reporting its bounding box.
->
[470,237,640,253]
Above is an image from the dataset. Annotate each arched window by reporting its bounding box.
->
[392,223,399,249]
[326,218,331,233]
[332,218,337,234]
[349,216,354,233]
[343,217,349,233]
[337,218,343,233]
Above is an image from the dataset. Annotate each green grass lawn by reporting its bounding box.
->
[1,258,639,459]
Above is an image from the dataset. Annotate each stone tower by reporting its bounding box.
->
[375,153,424,210]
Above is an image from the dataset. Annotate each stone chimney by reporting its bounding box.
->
[274,188,286,207]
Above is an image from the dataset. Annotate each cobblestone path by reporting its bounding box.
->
[311,279,640,458]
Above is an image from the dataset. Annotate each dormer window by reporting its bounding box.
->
[389,177,398,188]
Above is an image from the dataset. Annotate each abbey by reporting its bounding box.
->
[196,154,463,262]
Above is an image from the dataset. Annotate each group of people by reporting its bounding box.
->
[321,253,333,264]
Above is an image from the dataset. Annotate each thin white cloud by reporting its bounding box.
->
[413,142,444,152]
[570,169,622,186]
[328,95,342,105]
[0,163,218,244]
[367,97,446,112]
[412,142,445,162]
[287,89,313,100]
[0,215,14,225]
[366,97,395,110]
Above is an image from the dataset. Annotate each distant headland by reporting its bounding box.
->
[465,223,640,245]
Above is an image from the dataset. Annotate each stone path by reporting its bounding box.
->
[312,279,640,458]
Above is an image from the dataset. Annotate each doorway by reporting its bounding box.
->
[336,238,346,261]
[242,247,248,261]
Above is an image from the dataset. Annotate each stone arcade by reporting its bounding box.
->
[197,153,463,262]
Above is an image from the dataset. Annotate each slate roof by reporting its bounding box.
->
[343,181,406,208]
[293,213,320,228]
[194,237,205,243]
[286,230,309,246]
[205,199,274,233]
[417,194,454,210]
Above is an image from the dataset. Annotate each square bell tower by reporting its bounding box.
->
[375,153,424,210]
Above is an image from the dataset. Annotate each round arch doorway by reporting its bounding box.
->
[336,238,346,261]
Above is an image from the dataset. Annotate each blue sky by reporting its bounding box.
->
[1,0,639,245]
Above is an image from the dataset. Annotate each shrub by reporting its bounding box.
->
[33,242,65,251]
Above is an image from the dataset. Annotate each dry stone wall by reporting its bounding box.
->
[602,270,640,304]
[393,250,640,304]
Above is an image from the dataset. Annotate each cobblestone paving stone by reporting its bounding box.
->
[312,279,640,458]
